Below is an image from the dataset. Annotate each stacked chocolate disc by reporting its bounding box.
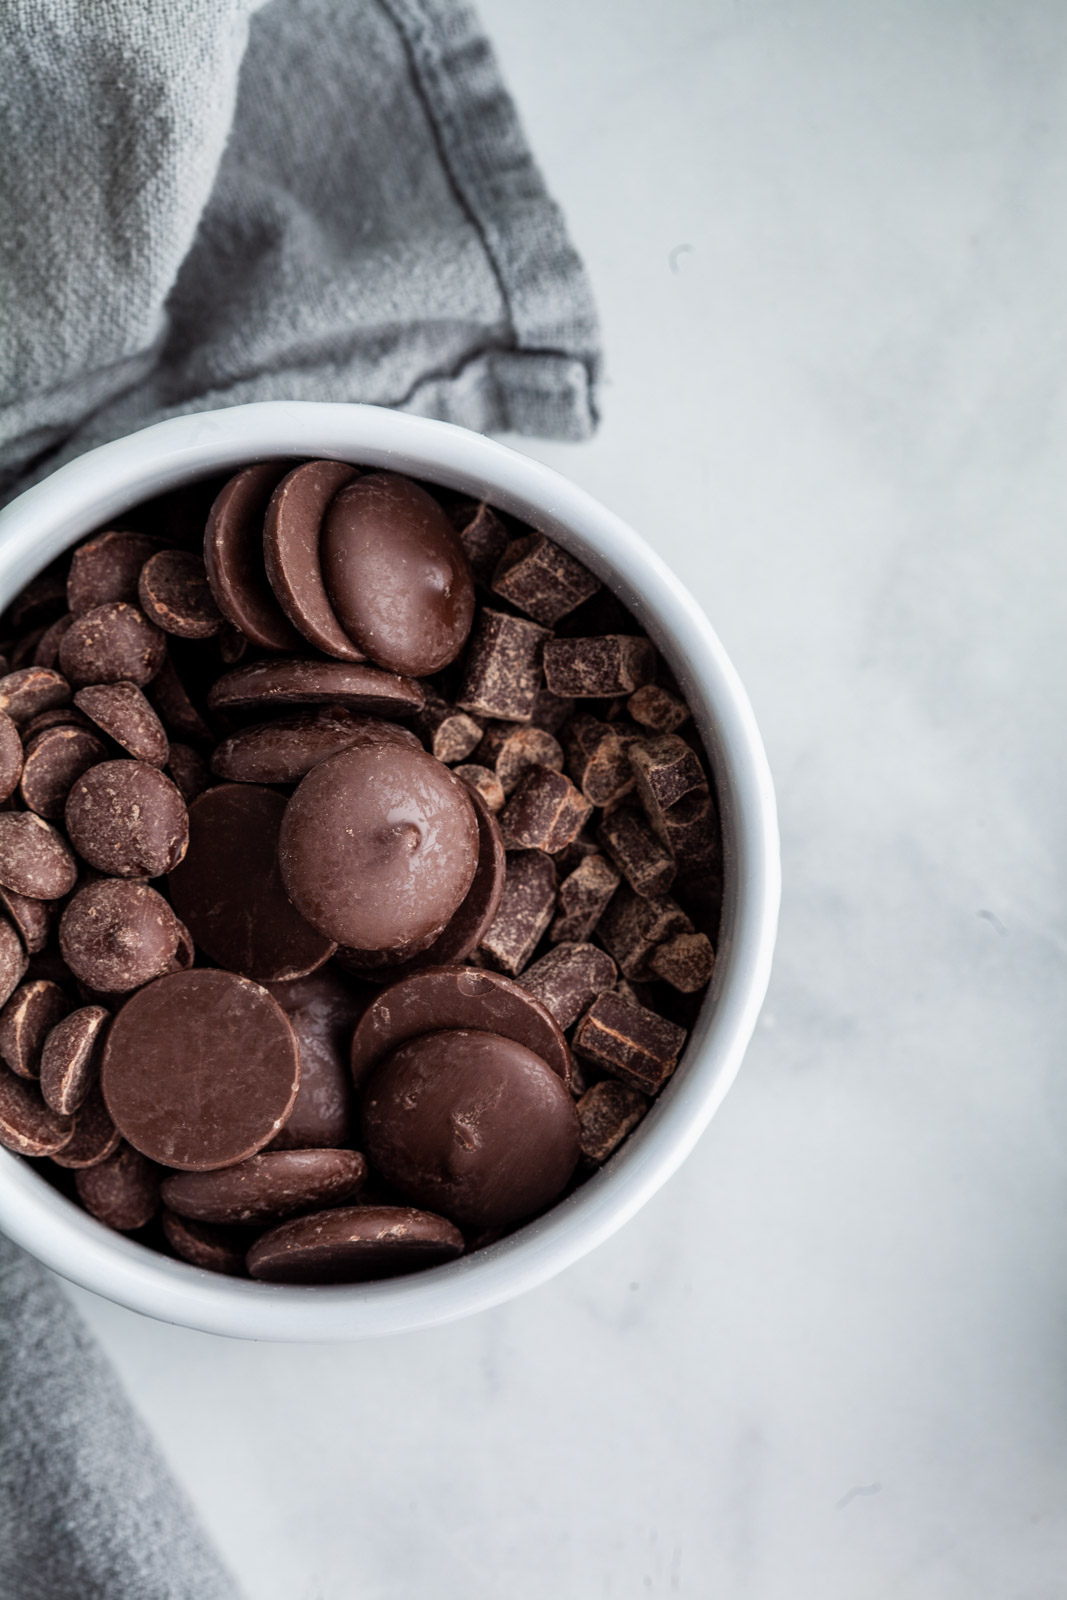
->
[0,462,721,1283]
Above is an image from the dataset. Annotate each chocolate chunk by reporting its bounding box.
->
[67,531,164,615]
[572,992,687,1094]
[203,463,304,651]
[207,659,424,719]
[262,460,365,660]
[518,942,617,1032]
[0,886,51,954]
[65,759,188,878]
[543,635,656,698]
[0,712,22,801]
[491,533,600,625]
[32,614,73,669]
[59,879,181,992]
[563,713,638,806]
[101,969,300,1170]
[74,681,169,766]
[0,916,27,1004]
[597,805,676,899]
[212,707,419,786]
[549,852,620,944]
[0,666,71,725]
[0,814,78,899]
[147,657,212,745]
[629,733,719,874]
[363,1029,580,1227]
[0,1063,73,1155]
[39,1005,110,1116]
[596,885,692,979]
[479,849,557,975]
[414,695,483,765]
[162,1148,366,1226]
[265,969,363,1149]
[162,1210,249,1276]
[75,1143,160,1231]
[627,683,689,734]
[476,721,564,796]
[451,501,510,588]
[352,964,569,1096]
[451,763,505,813]
[49,1080,121,1168]
[166,743,211,803]
[499,766,593,855]
[138,550,223,639]
[648,931,715,992]
[576,1080,648,1163]
[0,980,70,1079]
[59,603,166,688]
[169,784,336,982]
[20,725,109,819]
[247,1204,464,1284]
[456,610,550,723]
[321,473,475,676]
[528,687,575,735]
[279,745,478,953]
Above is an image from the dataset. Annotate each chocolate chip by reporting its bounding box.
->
[451,763,505,813]
[479,849,557,976]
[169,783,336,982]
[0,916,28,1004]
[20,725,109,819]
[563,713,639,806]
[518,942,617,1032]
[59,879,181,992]
[58,603,166,689]
[74,681,169,766]
[627,683,689,734]
[572,992,687,1094]
[475,721,564,796]
[414,694,483,764]
[576,1080,648,1163]
[33,614,74,669]
[597,804,676,899]
[39,1005,110,1116]
[265,969,363,1150]
[491,533,600,625]
[0,1063,73,1155]
[162,1210,249,1276]
[203,463,305,651]
[0,712,23,802]
[0,980,70,1079]
[210,706,419,785]
[162,1148,366,1226]
[543,635,656,698]
[101,969,300,1171]
[596,885,692,979]
[137,550,223,639]
[451,501,510,588]
[549,852,620,944]
[166,743,211,803]
[247,1204,464,1284]
[629,733,718,872]
[49,1080,122,1168]
[498,765,593,855]
[75,1143,160,1231]
[648,931,715,992]
[0,886,51,954]
[0,813,78,899]
[67,531,164,615]
[262,460,365,660]
[65,759,188,878]
[456,610,550,723]
[207,659,425,719]
[0,666,71,725]
[147,656,213,745]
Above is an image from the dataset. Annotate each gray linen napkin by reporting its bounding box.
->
[0,1,599,1595]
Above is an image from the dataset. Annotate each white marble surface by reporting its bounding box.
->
[67,2,1067,1594]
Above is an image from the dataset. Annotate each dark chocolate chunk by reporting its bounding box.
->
[137,550,223,639]
[597,804,676,899]
[576,1080,648,1163]
[563,713,638,806]
[247,1204,464,1284]
[75,1143,160,1231]
[74,681,169,766]
[59,603,166,688]
[491,533,599,625]
[549,852,620,944]
[0,813,78,899]
[629,733,718,871]
[262,460,365,660]
[451,502,510,588]
[0,1062,74,1155]
[476,721,564,795]
[528,687,574,735]
[49,1080,122,1168]
[39,1005,110,1116]
[266,969,363,1150]
[543,635,656,698]
[65,759,188,878]
[0,980,70,1079]
[59,879,181,992]
[203,463,304,651]
[0,666,71,725]
[162,1210,249,1275]
[456,610,550,723]
[518,942,617,1032]
[67,531,164,615]
[162,1148,366,1226]
[211,707,419,785]
[479,849,557,976]
[207,659,424,719]
[627,683,689,734]
[596,885,692,979]
[166,743,211,803]
[0,713,22,802]
[414,694,483,765]
[648,931,715,992]
[572,992,686,1094]
[499,765,593,855]
[20,725,109,819]
[451,763,505,814]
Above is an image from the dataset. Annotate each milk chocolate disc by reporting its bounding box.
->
[20,725,108,819]
[349,965,572,1087]
[67,531,164,615]
[361,1029,580,1228]
[58,602,166,688]
[75,1142,160,1231]
[263,460,365,660]
[207,659,424,718]
[246,1204,464,1283]
[59,880,181,992]
[39,1005,110,1115]
[210,707,419,785]
[279,744,479,952]
[161,1148,366,1225]
[266,968,366,1149]
[101,969,300,1171]
[49,1079,121,1167]
[0,1061,73,1155]
[0,712,23,801]
[168,784,336,982]
[0,980,70,1079]
[74,681,169,766]
[0,813,78,899]
[137,550,223,639]
[65,759,189,878]
[203,463,304,650]
[161,1209,249,1275]
[320,473,475,676]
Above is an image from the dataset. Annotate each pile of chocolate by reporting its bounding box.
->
[0,461,721,1284]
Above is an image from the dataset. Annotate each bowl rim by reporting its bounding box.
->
[0,401,780,1341]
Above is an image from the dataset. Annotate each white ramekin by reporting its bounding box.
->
[0,403,779,1341]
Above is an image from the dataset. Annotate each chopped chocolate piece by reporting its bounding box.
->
[572,992,687,1094]
[138,550,224,639]
[563,712,639,806]
[0,980,70,1079]
[596,885,692,979]
[549,852,620,943]
[518,942,617,1031]
[415,694,483,764]
[452,763,505,814]
[451,502,510,587]
[491,533,599,625]
[613,976,656,1010]
[543,635,656,698]
[627,683,689,734]
[649,931,715,992]
[499,766,593,855]
[576,1080,648,1162]
[597,804,676,899]
[528,687,575,735]
[628,733,719,874]
[553,832,601,878]
[479,849,557,975]
[20,726,109,819]
[553,589,643,639]
[166,743,211,804]
[456,609,550,722]
[0,667,71,725]
[476,721,564,795]
[67,531,164,615]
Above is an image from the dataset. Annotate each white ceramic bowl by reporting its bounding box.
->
[0,402,779,1340]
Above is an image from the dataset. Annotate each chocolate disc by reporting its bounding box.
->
[0,916,27,1006]
[350,965,572,1087]
[101,969,300,1171]
[203,464,304,650]
[207,659,424,719]
[161,1148,366,1226]
[0,980,70,1079]
[167,743,211,803]
[210,707,419,785]
[263,460,365,660]
[75,1142,160,1231]
[321,473,475,676]
[266,968,366,1149]
[279,744,479,952]
[0,813,78,899]
[0,1061,74,1156]
[67,531,164,615]
[65,759,189,878]
[39,1005,110,1115]
[49,1080,122,1168]
[161,1210,249,1275]
[0,712,23,800]
[246,1204,464,1284]
[168,784,336,982]
[137,550,223,639]
[20,725,108,819]
[0,667,71,725]
[0,886,51,954]
[58,602,166,688]
[362,1029,580,1228]
[59,879,180,992]
[74,681,169,766]
[148,657,213,745]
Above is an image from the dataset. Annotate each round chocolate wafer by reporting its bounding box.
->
[39,1005,110,1116]
[74,681,169,766]
[161,1148,366,1226]
[0,980,70,1079]
[162,1210,249,1275]
[49,1081,121,1168]
[263,459,364,660]
[0,813,78,899]
[266,969,365,1150]
[65,759,188,878]
[59,603,166,688]
[20,725,108,819]
[138,550,223,639]
[0,712,23,800]
[204,463,303,650]
[210,706,419,785]
[67,531,164,615]
[75,1142,160,1231]
[206,659,424,718]
[246,1204,464,1284]
[0,1062,73,1156]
